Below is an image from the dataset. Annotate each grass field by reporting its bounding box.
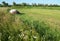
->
[0,7,60,41]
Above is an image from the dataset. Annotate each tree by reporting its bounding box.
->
[21,3,27,6]
[13,2,16,6]
[32,3,37,6]
[2,1,8,7]
[2,1,6,5]
[0,4,2,7]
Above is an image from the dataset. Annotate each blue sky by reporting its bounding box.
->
[0,0,60,5]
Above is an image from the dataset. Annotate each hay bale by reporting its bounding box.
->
[9,9,20,14]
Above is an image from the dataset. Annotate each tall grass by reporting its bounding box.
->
[20,15,60,41]
[0,11,25,41]
[0,8,60,41]
[0,10,39,41]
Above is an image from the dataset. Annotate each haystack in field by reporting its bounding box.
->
[9,9,20,14]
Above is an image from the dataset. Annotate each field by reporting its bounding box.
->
[0,7,60,41]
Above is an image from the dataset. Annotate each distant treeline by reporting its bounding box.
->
[0,1,60,7]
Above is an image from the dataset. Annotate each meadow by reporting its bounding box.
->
[0,7,60,41]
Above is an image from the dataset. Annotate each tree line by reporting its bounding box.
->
[0,1,60,7]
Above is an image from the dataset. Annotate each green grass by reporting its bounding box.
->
[0,7,60,41]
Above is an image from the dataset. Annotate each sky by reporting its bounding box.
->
[0,0,60,5]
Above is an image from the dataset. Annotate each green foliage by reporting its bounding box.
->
[0,1,60,7]
[13,2,17,6]
[2,1,9,7]
[20,17,60,41]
